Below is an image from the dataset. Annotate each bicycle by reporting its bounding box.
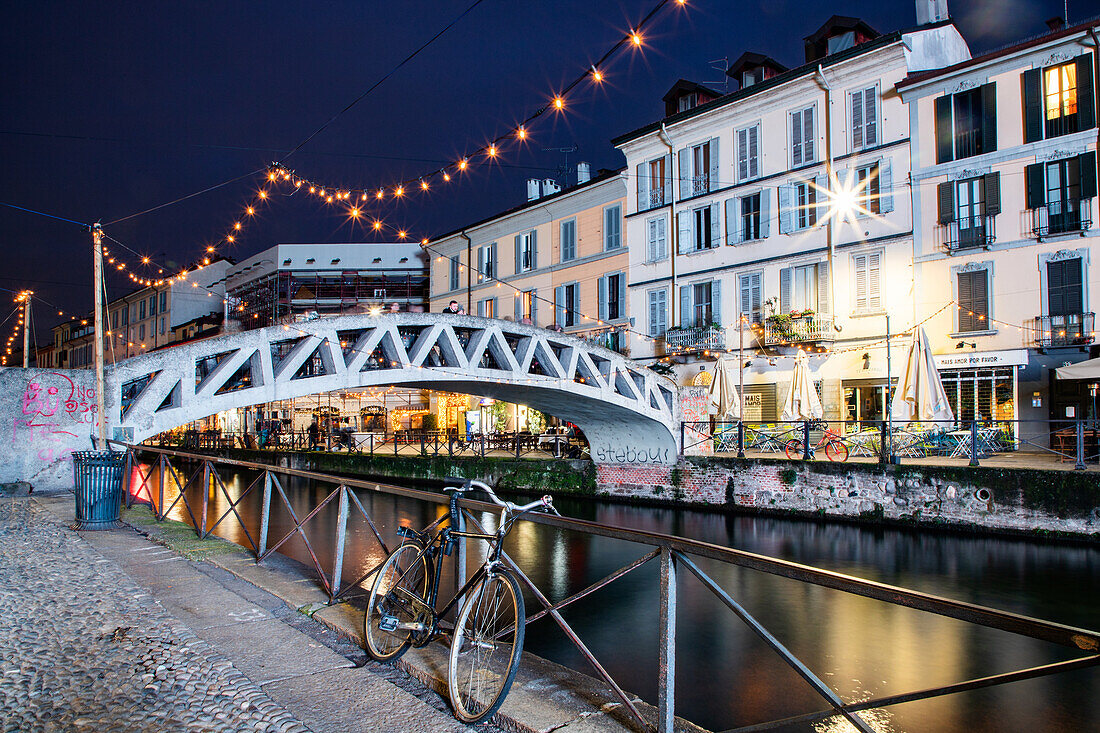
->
[784,419,850,462]
[363,478,558,723]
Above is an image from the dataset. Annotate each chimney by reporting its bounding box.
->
[915,0,949,25]
[527,179,541,201]
[1045,16,1065,32]
[541,178,561,197]
[577,161,591,184]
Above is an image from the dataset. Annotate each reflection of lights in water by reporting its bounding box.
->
[549,528,567,600]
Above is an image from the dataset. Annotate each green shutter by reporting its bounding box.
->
[1077,54,1095,131]
[1079,151,1097,199]
[981,83,997,153]
[937,182,955,223]
[983,172,1001,215]
[1025,163,1046,209]
[1023,68,1043,143]
[935,95,954,163]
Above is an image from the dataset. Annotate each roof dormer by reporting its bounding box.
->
[726,52,788,90]
[662,79,722,117]
[803,16,879,63]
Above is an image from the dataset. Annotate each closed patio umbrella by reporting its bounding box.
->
[780,350,823,421]
[890,327,954,423]
[708,356,742,420]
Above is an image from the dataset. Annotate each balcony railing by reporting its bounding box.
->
[663,325,725,353]
[763,313,838,346]
[1031,198,1092,239]
[649,189,666,208]
[691,175,710,196]
[1033,313,1095,348]
[940,215,996,253]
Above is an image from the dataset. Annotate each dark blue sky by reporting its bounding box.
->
[0,0,1078,337]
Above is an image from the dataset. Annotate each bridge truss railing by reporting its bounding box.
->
[114,442,1100,733]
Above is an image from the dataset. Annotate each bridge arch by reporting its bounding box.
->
[106,313,680,464]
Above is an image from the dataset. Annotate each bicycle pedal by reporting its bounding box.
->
[379,614,398,632]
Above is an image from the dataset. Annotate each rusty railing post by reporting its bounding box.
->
[658,546,677,733]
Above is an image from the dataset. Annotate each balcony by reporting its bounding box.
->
[939,216,996,253]
[663,325,725,353]
[690,175,710,196]
[1033,313,1095,348]
[1031,198,1092,239]
[763,313,838,346]
[648,189,666,208]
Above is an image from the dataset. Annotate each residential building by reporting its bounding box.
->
[899,17,1099,426]
[427,168,629,351]
[612,4,969,422]
[223,243,427,329]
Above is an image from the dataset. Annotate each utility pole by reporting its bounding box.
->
[16,291,33,368]
[92,223,107,447]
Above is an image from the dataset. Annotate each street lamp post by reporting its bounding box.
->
[738,314,746,458]
[885,314,894,464]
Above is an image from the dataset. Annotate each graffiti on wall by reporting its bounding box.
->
[12,372,97,464]
[680,385,712,456]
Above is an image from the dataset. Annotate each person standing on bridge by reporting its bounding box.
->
[444,300,465,315]
[307,420,319,451]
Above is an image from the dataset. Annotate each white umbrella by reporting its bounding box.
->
[780,350,823,421]
[890,327,954,423]
[708,356,742,420]
[1056,357,1100,380]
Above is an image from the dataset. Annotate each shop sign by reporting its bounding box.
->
[933,349,1028,369]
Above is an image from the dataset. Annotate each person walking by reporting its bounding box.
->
[307,420,320,451]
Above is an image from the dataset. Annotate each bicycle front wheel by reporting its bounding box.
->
[824,440,849,462]
[447,569,525,723]
[784,439,805,460]
[364,541,432,662]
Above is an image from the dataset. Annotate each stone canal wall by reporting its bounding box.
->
[212,448,1100,539]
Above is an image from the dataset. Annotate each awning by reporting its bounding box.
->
[1056,357,1100,380]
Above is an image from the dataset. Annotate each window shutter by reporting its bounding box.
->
[937,182,955,223]
[750,273,762,322]
[1080,152,1097,199]
[815,173,828,223]
[530,290,538,325]
[983,172,1001,215]
[879,159,894,213]
[817,261,829,314]
[1048,260,1067,316]
[514,235,522,274]
[648,292,658,337]
[477,300,485,317]
[617,276,627,319]
[708,138,720,191]
[598,277,608,322]
[678,148,690,198]
[748,125,759,178]
[804,107,815,163]
[662,154,673,203]
[737,128,748,181]
[1022,67,1043,143]
[710,280,722,326]
[1025,163,1046,209]
[864,87,877,147]
[935,95,954,163]
[555,286,565,326]
[647,220,657,262]
[854,254,868,311]
[778,185,792,233]
[972,271,988,323]
[530,230,538,269]
[759,189,770,238]
[677,212,692,254]
[1065,259,1083,314]
[680,286,691,329]
[868,252,882,311]
[725,197,740,245]
[779,268,791,313]
[514,292,522,320]
[851,89,864,149]
[710,202,720,246]
[791,111,803,167]
[740,276,752,318]
[957,272,973,331]
[1077,54,1096,131]
[980,82,997,153]
[636,163,650,210]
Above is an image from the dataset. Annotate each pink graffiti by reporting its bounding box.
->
[22,373,96,424]
[13,373,95,466]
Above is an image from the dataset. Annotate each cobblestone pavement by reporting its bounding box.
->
[0,499,310,733]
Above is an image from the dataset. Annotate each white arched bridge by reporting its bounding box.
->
[106,313,680,464]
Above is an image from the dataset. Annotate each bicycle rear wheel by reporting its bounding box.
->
[447,569,525,723]
[364,541,432,662]
[784,439,805,460]
[824,440,849,462]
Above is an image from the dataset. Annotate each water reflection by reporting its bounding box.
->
[135,463,1100,732]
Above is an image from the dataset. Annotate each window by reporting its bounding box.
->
[636,156,670,210]
[148,295,156,315]
[647,288,668,337]
[677,203,719,254]
[780,262,826,314]
[739,272,762,325]
[790,106,815,167]
[855,163,880,214]
[791,264,818,311]
[850,86,878,150]
[646,216,668,262]
[740,193,762,241]
[935,84,997,163]
[956,177,986,249]
[1047,258,1083,317]
[956,269,989,332]
[725,192,768,244]
[160,291,167,312]
[694,206,714,250]
[449,256,460,291]
[794,180,817,230]
[122,307,128,326]
[555,283,580,328]
[1025,56,1095,141]
[678,93,697,112]
[111,311,118,329]
[736,124,760,181]
[159,317,165,335]
[604,205,622,250]
[139,300,146,320]
[599,273,625,321]
[477,297,496,318]
[678,139,719,197]
[693,282,713,327]
[138,324,145,340]
[852,251,883,313]
[937,173,1001,250]
[516,289,536,322]
[1026,153,1096,236]
[515,230,536,272]
[560,220,577,262]
[477,243,496,282]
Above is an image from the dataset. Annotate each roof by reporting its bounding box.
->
[726,52,788,80]
[803,15,879,44]
[897,15,1100,90]
[661,79,723,103]
[427,167,625,244]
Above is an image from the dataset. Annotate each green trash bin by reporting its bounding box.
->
[72,450,126,530]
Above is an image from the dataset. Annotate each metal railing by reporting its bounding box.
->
[762,314,838,346]
[1032,313,1096,348]
[115,442,1100,733]
[1032,198,1092,239]
[939,215,996,252]
[663,325,725,353]
[649,189,666,208]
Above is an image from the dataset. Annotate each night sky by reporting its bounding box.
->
[0,0,1080,340]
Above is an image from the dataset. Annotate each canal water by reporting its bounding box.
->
[137,462,1099,732]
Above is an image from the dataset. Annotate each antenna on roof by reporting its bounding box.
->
[703,58,730,93]
[542,145,578,184]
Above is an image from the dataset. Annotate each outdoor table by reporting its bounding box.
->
[947,430,972,458]
[846,430,880,457]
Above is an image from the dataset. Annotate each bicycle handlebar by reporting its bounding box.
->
[444,477,557,516]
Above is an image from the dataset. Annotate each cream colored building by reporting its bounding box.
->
[899,18,1098,427]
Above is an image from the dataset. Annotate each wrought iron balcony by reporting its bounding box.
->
[649,189,666,208]
[939,216,996,253]
[691,175,710,196]
[763,313,838,346]
[1031,198,1092,239]
[663,325,725,353]
[1033,313,1095,348]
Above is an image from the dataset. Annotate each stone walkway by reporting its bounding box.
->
[0,495,503,733]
